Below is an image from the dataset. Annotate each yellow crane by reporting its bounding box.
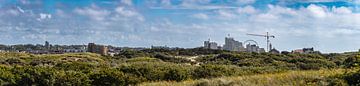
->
[247,32,275,52]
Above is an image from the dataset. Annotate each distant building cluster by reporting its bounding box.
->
[201,36,325,54]
[291,47,319,54]
[203,36,268,53]
[0,41,122,56]
[151,45,170,50]
[246,44,265,53]
[22,41,87,54]
[204,39,220,50]
[0,38,327,56]
[223,37,245,52]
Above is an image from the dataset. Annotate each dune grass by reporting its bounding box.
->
[140,69,346,86]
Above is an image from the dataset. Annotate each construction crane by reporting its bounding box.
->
[247,32,275,52]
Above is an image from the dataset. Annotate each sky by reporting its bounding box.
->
[0,0,360,53]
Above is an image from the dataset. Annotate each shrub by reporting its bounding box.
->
[89,69,127,86]
[11,66,57,86]
[344,54,360,68]
[54,71,91,86]
[54,62,97,72]
[0,66,16,85]
[343,70,360,85]
[118,62,193,82]
[193,64,240,79]
[164,67,191,81]
[4,58,25,65]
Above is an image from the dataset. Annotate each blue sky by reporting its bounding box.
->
[0,0,360,53]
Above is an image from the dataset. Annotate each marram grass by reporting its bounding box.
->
[140,69,346,86]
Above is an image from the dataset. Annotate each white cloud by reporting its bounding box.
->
[356,0,360,4]
[37,13,52,21]
[267,5,298,16]
[74,7,110,21]
[181,0,212,7]
[278,0,338,3]
[306,4,327,18]
[161,0,172,6]
[150,0,237,10]
[191,13,209,19]
[216,10,236,19]
[237,5,258,14]
[7,9,20,16]
[236,0,256,5]
[333,7,352,14]
[121,0,133,6]
[115,6,144,21]
[115,7,138,17]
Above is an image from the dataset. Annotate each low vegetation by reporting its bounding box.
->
[0,48,359,85]
[140,69,347,86]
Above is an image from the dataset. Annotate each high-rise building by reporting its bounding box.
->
[87,43,108,55]
[204,40,218,50]
[246,44,258,52]
[45,41,50,50]
[245,44,265,53]
[223,37,245,51]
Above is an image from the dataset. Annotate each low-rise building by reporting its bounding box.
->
[87,43,108,55]
[151,45,170,50]
[269,48,280,54]
[292,47,318,54]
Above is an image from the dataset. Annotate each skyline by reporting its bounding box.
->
[0,0,360,53]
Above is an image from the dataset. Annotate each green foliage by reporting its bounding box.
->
[118,62,193,82]
[0,50,355,85]
[153,53,191,63]
[193,64,241,79]
[54,71,91,86]
[343,70,360,86]
[11,66,57,86]
[89,69,126,86]
[116,50,150,58]
[126,57,161,62]
[344,54,360,68]
[199,53,337,70]
[0,66,15,85]
[54,62,97,72]
[3,58,25,65]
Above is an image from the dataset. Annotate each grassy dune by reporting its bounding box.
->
[140,69,346,86]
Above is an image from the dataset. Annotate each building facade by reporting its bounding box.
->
[246,44,265,53]
[292,47,316,54]
[223,37,245,51]
[87,43,108,55]
[204,40,218,50]
[45,41,50,50]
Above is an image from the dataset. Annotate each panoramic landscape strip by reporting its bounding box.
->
[1,0,360,86]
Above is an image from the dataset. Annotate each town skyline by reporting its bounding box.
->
[0,0,360,53]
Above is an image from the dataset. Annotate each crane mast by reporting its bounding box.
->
[247,32,275,52]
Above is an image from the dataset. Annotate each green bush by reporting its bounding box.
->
[343,70,360,85]
[11,66,57,86]
[54,71,91,86]
[193,64,241,79]
[164,67,191,81]
[54,62,97,72]
[89,69,127,86]
[118,62,193,82]
[0,66,16,85]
